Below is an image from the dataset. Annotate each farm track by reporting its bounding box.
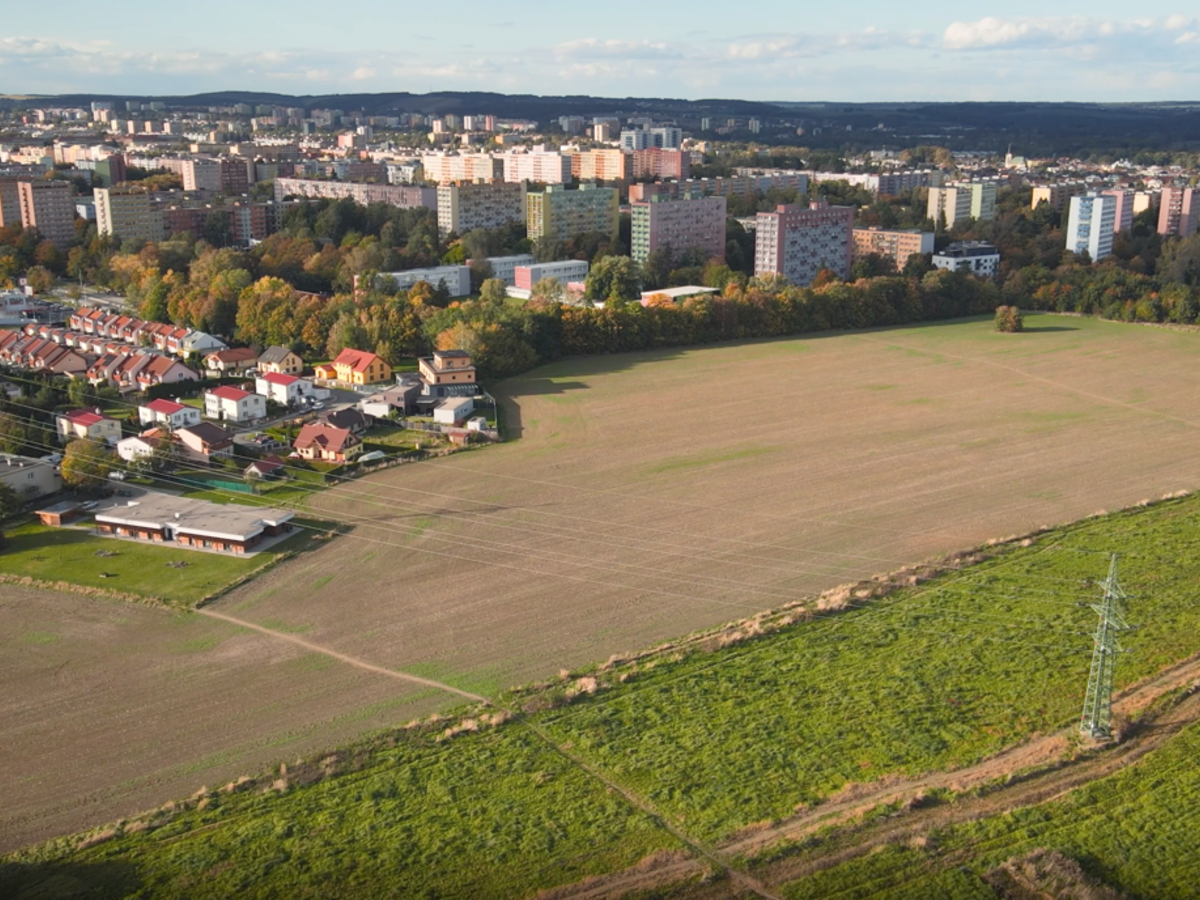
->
[535,651,1200,899]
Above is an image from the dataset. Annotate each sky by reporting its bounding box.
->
[2,2,1199,102]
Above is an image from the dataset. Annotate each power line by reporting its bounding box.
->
[1080,553,1130,741]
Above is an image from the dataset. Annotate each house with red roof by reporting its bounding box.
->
[203,385,266,423]
[134,355,199,390]
[55,408,122,445]
[331,347,392,386]
[138,398,202,430]
[204,347,260,375]
[254,371,324,406]
[293,422,363,463]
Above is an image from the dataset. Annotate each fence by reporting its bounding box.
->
[172,475,256,494]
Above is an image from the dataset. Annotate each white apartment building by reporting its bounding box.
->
[374,266,473,298]
[1065,193,1117,261]
[927,182,997,227]
[502,149,572,185]
[932,241,1001,278]
[474,253,536,285]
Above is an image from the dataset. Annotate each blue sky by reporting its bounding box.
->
[2,2,1199,101]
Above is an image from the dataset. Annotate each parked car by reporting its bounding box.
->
[81,501,98,511]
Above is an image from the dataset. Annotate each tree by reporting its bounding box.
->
[994,305,1024,333]
[585,255,641,306]
[61,439,117,491]
[479,278,509,305]
[0,411,26,454]
[24,265,56,294]
[0,480,22,545]
[530,277,564,305]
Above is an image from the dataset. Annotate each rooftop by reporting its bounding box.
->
[96,493,292,542]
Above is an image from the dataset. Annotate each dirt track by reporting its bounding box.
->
[534,651,1200,899]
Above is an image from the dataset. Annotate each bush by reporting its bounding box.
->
[995,305,1024,332]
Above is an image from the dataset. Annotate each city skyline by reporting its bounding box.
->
[2,4,1199,101]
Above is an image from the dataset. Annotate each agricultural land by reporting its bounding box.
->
[5,313,1200,897]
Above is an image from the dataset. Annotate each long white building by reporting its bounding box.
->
[1066,193,1117,261]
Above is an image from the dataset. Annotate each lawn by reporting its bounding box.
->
[0,519,306,606]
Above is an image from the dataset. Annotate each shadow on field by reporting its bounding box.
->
[1022,325,1080,333]
[0,860,141,899]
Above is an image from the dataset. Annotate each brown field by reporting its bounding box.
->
[0,585,445,851]
[6,312,1200,851]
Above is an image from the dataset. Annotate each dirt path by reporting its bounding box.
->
[194,608,488,703]
[534,652,1200,899]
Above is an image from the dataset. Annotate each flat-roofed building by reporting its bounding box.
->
[17,180,75,249]
[502,149,572,185]
[527,184,619,243]
[1101,189,1136,234]
[95,187,165,243]
[932,241,1000,278]
[436,181,526,236]
[927,181,996,227]
[1031,182,1087,212]
[372,265,472,298]
[273,178,436,210]
[567,149,631,183]
[95,493,293,554]
[852,228,933,271]
[631,193,726,265]
[1158,186,1198,238]
[420,153,502,185]
[754,200,854,286]
[511,260,590,298]
[1066,193,1117,261]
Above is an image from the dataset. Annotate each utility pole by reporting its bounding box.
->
[1080,554,1129,741]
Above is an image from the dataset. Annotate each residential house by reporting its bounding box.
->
[293,422,363,463]
[331,348,391,386]
[257,345,303,376]
[320,407,369,435]
[433,396,475,425]
[116,428,169,463]
[360,379,422,419]
[417,349,477,400]
[176,422,235,463]
[254,372,322,407]
[244,455,285,480]
[134,355,200,390]
[205,347,260,375]
[56,408,122,445]
[138,398,202,430]
[204,386,266,424]
[1,453,62,501]
[178,331,228,358]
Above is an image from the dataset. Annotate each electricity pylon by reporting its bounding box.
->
[1080,554,1129,741]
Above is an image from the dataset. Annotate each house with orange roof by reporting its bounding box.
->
[56,408,122,445]
[293,422,363,463]
[331,347,391,386]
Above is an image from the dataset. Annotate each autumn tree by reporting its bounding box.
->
[61,439,117,491]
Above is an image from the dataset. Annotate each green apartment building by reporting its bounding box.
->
[526,183,619,243]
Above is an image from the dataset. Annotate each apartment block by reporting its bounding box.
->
[1158,186,1198,238]
[1066,193,1117,261]
[0,178,20,227]
[473,253,536,285]
[512,260,590,296]
[420,153,503,185]
[274,178,436,210]
[219,157,254,195]
[181,158,221,192]
[95,187,165,243]
[1095,189,1133,235]
[17,180,75,249]
[851,228,934,270]
[374,266,472,297]
[526,184,619,243]
[754,201,855,286]
[436,182,527,236]
[1031,182,1087,212]
[631,193,727,265]
[927,182,996,227]
[568,149,631,183]
[631,149,690,181]
[502,150,572,185]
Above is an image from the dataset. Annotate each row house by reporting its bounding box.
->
[0,331,91,376]
[85,351,197,391]
[67,307,226,359]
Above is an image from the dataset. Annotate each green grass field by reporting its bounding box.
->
[0,520,308,606]
[7,494,1200,898]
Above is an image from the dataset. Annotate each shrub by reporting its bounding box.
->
[995,305,1024,332]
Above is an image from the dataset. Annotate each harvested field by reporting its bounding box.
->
[8,312,1200,856]
[220,314,1200,695]
[0,585,447,852]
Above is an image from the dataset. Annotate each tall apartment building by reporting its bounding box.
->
[219,157,254,195]
[630,193,727,265]
[95,187,165,243]
[1031,182,1087,212]
[874,170,940,197]
[1100,190,1135,234]
[0,178,20,226]
[620,130,652,151]
[754,201,855,286]
[273,178,437,210]
[631,149,689,181]
[620,127,683,151]
[1158,186,1198,238]
[181,158,221,192]
[17,180,75,249]
[527,184,619,243]
[436,182,527,236]
[851,228,934,270]
[502,150,572,185]
[568,149,631,183]
[420,153,503,185]
[927,182,996,227]
[1066,193,1117,261]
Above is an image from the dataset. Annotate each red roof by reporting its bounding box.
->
[294,423,358,454]
[209,385,253,401]
[333,348,381,373]
[145,398,186,414]
[261,371,299,386]
[62,408,108,426]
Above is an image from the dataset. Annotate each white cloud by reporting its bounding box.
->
[942,15,1200,52]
